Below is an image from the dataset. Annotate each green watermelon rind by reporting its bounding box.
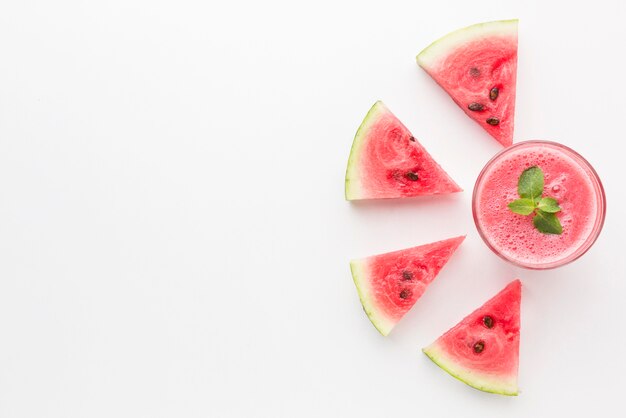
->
[349,259,395,336]
[416,19,518,69]
[344,101,462,199]
[423,343,518,396]
[344,101,387,200]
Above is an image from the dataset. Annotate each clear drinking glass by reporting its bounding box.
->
[472,141,606,269]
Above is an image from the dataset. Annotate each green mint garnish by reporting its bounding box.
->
[517,166,544,202]
[537,197,561,213]
[533,210,563,235]
[507,166,563,235]
[507,198,536,216]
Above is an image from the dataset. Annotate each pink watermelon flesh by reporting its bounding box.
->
[423,279,521,395]
[345,101,461,200]
[417,20,518,147]
[350,236,465,336]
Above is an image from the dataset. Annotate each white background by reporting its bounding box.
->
[1,1,625,417]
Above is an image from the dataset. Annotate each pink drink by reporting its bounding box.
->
[473,141,606,269]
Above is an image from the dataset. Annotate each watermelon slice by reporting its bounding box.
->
[350,236,465,336]
[423,279,521,396]
[416,20,518,147]
[345,101,461,200]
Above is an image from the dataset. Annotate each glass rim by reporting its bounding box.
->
[472,140,606,270]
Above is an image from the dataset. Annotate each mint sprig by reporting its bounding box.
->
[507,166,563,235]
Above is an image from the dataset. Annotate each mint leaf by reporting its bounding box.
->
[507,198,536,215]
[533,210,563,235]
[537,197,561,213]
[508,166,565,235]
[518,166,544,201]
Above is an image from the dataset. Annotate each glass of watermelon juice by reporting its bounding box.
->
[473,141,606,269]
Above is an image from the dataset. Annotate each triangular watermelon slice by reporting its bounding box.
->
[345,101,461,200]
[350,236,465,336]
[416,20,518,147]
[423,279,521,396]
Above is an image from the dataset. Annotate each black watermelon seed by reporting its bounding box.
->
[402,270,413,280]
[473,341,485,353]
[406,172,419,181]
[490,87,499,101]
[409,136,415,142]
[399,289,411,299]
[483,316,494,328]
[468,102,485,111]
[486,117,500,126]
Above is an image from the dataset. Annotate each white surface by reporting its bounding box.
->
[0,1,625,417]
